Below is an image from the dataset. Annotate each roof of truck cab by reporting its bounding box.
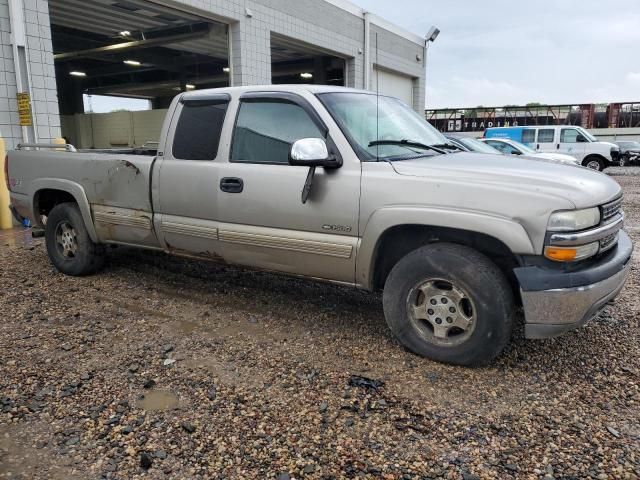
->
[180,84,374,100]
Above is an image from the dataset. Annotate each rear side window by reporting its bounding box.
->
[537,129,555,143]
[172,100,229,160]
[231,100,324,164]
[522,129,536,143]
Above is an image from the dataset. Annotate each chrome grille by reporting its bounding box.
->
[600,233,618,253]
[601,197,623,224]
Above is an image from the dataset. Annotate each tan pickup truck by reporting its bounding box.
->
[5,85,633,365]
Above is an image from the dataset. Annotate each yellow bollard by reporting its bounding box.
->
[52,137,66,151]
[0,136,13,230]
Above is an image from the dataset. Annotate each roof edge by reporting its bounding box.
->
[322,0,425,46]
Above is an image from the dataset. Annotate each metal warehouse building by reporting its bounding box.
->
[0,0,427,150]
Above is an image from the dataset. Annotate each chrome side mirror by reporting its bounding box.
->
[289,138,339,168]
[288,138,342,204]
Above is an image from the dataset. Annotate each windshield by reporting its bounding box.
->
[457,137,501,154]
[576,127,597,142]
[318,92,447,161]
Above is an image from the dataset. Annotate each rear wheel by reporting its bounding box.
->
[382,243,514,366]
[45,202,104,276]
[583,156,605,171]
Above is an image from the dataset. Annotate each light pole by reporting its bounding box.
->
[424,26,440,107]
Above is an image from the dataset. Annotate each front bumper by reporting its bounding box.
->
[515,230,633,339]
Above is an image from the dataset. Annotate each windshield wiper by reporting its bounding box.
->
[431,143,463,151]
[368,139,447,155]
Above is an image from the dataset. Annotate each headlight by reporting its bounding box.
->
[547,207,600,232]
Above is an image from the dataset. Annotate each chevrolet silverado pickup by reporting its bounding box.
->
[5,85,633,366]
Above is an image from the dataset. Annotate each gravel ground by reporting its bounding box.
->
[1,174,639,480]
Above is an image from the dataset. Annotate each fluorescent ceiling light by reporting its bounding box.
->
[223,67,230,73]
[123,60,141,66]
[300,72,313,79]
[186,84,196,90]
[70,71,86,77]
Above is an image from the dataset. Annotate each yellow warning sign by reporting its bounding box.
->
[17,92,33,127]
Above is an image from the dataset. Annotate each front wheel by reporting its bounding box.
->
[382,243,515,366]
[45,202,105,276]
[583,157,605,171]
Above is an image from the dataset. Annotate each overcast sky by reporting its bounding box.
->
[357,0,640,109]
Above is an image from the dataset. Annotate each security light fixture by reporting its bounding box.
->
[300,72,313,79]
[223,67,230,73]
[186,84,196,90]
[426,26,440,43]
[70,71,86,77]
[120,30,131,36]
[123,60,141,66]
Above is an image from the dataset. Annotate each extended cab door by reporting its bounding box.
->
[151,93,230,257]
[214,91,360,283]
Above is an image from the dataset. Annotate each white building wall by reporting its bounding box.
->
[1,0,427,149]
[0,0,59,150]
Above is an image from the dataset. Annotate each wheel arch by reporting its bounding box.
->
[30,179,98,242]
[357,208,534,296]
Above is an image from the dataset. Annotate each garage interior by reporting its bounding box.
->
[51,0,230,148]
[270,33,345,87]
[50,0,350,149]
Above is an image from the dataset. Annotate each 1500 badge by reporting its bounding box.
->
[322,224,352,233]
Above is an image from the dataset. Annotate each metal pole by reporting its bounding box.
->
[363,11,371,90]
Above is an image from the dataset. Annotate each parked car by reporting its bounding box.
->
[480,138,580,165]
[615,140,640,166]
[6,85,632,366]
[485,126,620,171]
[444,135,502,154]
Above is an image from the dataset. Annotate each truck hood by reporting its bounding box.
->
[390,152,622,209]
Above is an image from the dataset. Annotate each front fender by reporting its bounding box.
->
[29,178,98,242]
[356,206,535,289]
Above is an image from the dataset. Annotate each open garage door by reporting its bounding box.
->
[50,0,230,148]
[271,33,345,86]
[372,68,414,107]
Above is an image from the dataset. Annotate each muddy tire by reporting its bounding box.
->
[382,243,514,366]
[45,202,105,276]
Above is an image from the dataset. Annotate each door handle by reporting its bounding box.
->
[557,143,560,149]
[220,177,244,193]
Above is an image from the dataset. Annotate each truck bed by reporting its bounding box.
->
[8,149,158,247]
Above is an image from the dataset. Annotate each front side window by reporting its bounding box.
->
[172,100,228,160]
[537,129,555,143]
[319,92,446,161]
[231,100,324,164]
[576,127,596,142]
[560,128,580,143]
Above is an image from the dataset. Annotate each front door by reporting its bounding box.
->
[558,127,586,160]
[215,92,360,284]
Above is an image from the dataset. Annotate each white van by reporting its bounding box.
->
[485,126,621,171]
